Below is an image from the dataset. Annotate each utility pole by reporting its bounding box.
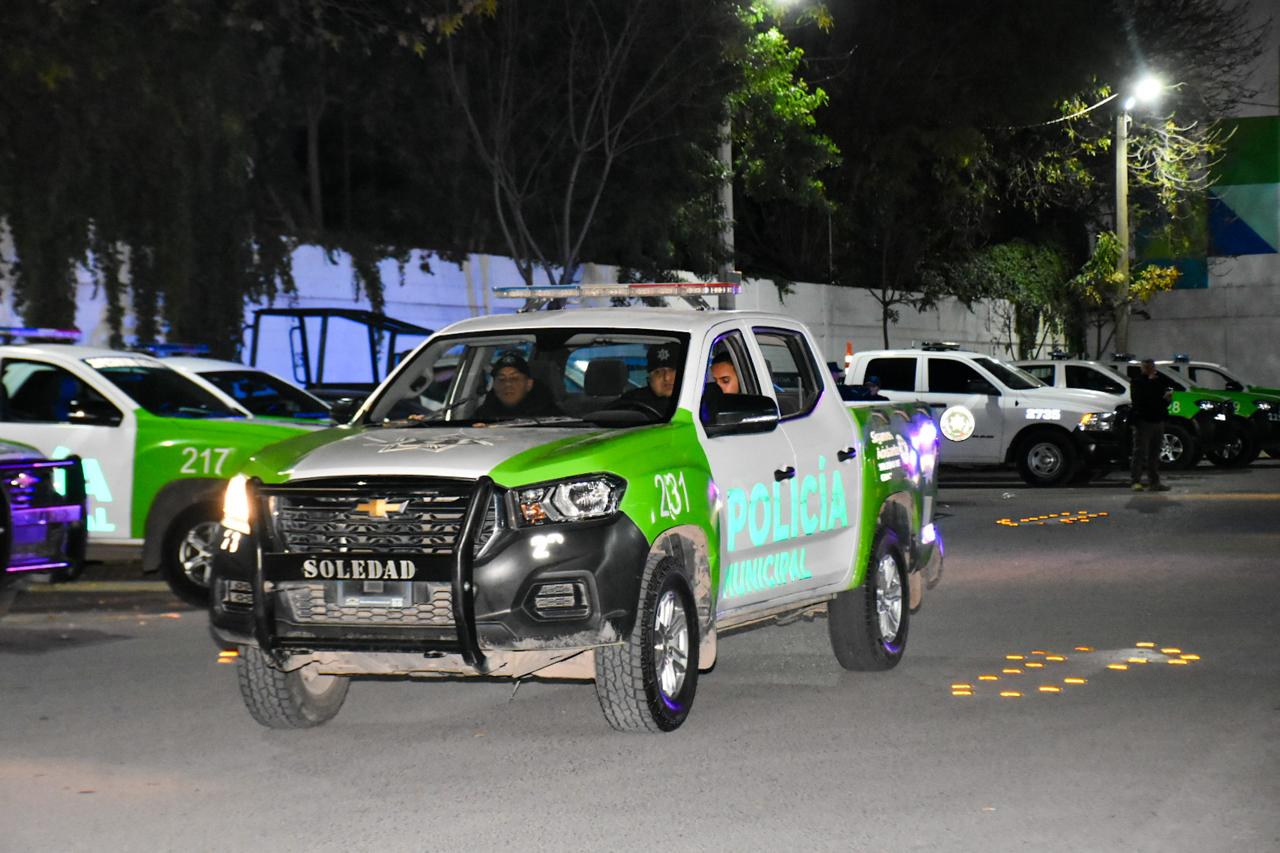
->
[717,117,737,309]
[1115,106,1131,352]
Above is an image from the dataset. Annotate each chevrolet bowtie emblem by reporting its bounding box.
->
[354,498,408,518]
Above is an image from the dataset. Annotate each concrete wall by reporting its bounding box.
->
[1130,254,1280,382]
[0,241,1016,369]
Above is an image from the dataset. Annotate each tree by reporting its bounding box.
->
[1070,231,1179,357]
[0,0,496,352]
[945,240,1074,359]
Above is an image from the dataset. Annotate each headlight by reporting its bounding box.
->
[1078,411,1117,431]
[1196,399,1217,410]
[1255,401,1272,411]
[515,475,625,526]
[222,474,252,535]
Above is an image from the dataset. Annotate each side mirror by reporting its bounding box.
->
[965,380,999,396]
[66,399,122,427]
[328,397,361,424]
[703,393,780,437]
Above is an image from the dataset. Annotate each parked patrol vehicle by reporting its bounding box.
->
[1104,355,1263,467]
[210,284,944,733]
[1156,356,1280,396]
[1155,356,1280,461]
[162,356,332,424]
[1015,354,1254,469]
[0,343,312,604]
[845,344,1123,486]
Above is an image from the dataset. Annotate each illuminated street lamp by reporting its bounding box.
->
[1114,73,1165,351]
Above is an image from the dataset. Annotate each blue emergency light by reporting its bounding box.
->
[132,342,211,357]
[0,326,80,343]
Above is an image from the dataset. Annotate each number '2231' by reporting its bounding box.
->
[181,447,233,475]
[655,472,691,519]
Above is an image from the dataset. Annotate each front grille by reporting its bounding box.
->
[279,582,454,626]
[263,479,475,555]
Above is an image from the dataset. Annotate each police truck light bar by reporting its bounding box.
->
[0,326,81,343]
[493,282,741,300]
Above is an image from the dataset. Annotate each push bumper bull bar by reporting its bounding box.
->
[246,476,494,671]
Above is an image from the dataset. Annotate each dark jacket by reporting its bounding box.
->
[1129,374,1169,422]
[616,385,676,417]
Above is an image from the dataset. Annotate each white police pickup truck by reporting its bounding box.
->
[846,344,1123,486]
[210,284,945,733]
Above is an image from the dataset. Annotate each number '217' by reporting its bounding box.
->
[181,447,232,475]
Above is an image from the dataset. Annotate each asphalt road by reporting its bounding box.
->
[2,462,1278,852]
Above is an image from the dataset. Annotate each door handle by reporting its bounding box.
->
[837,446,856,462]
[774,466,796,482]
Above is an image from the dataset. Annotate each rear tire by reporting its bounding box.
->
[1015,431,1078,487]
[1159,423,1200,470]
[595,558,699,732]
[828,528,909,671]
[161,505,221,607]
[236,646,350,729]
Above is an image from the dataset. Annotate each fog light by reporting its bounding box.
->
[529,580,590,619]
[222,579,253,608]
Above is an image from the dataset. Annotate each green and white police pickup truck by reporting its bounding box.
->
[0,344,313,604]
[210,288,945,733]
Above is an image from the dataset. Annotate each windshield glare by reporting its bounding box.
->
[975,357,1042,390]
[366,329,688,427]
[85,358,242,418]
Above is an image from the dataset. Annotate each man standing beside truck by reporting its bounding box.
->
[1130,358,1172,491]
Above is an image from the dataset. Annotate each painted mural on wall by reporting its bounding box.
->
[1141,115,1279,288]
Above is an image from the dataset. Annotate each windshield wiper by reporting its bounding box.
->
[503,415,589,427]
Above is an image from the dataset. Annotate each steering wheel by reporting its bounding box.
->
[605,399,665,420]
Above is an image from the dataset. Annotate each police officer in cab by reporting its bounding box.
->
[618,342,681,415]
[474,352,559,420]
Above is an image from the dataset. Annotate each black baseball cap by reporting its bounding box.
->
[647,343,679,372]
[492,351,531,376]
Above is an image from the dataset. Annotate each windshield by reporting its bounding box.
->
[366,328,689,428]
[1155,365,1192,390]
[84,357,242,419]
[974,357,1043,390]
[200,370,330,420]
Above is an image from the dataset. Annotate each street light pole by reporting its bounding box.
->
[1115,104,1131,352]
[1113,74,1164,353]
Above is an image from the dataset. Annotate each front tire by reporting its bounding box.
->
[1160,423,1200,470]
[1015,431,1078,487]
[595,558,699,733]
[161,505,221,607]
[236,646,350,729]
[1206,419,1259,468]
[828,528,909,671]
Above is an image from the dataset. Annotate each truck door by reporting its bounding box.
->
[750,326,860,595]
[0,358,135,539]
[925,356,1004,464]
[696,327,798,615]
